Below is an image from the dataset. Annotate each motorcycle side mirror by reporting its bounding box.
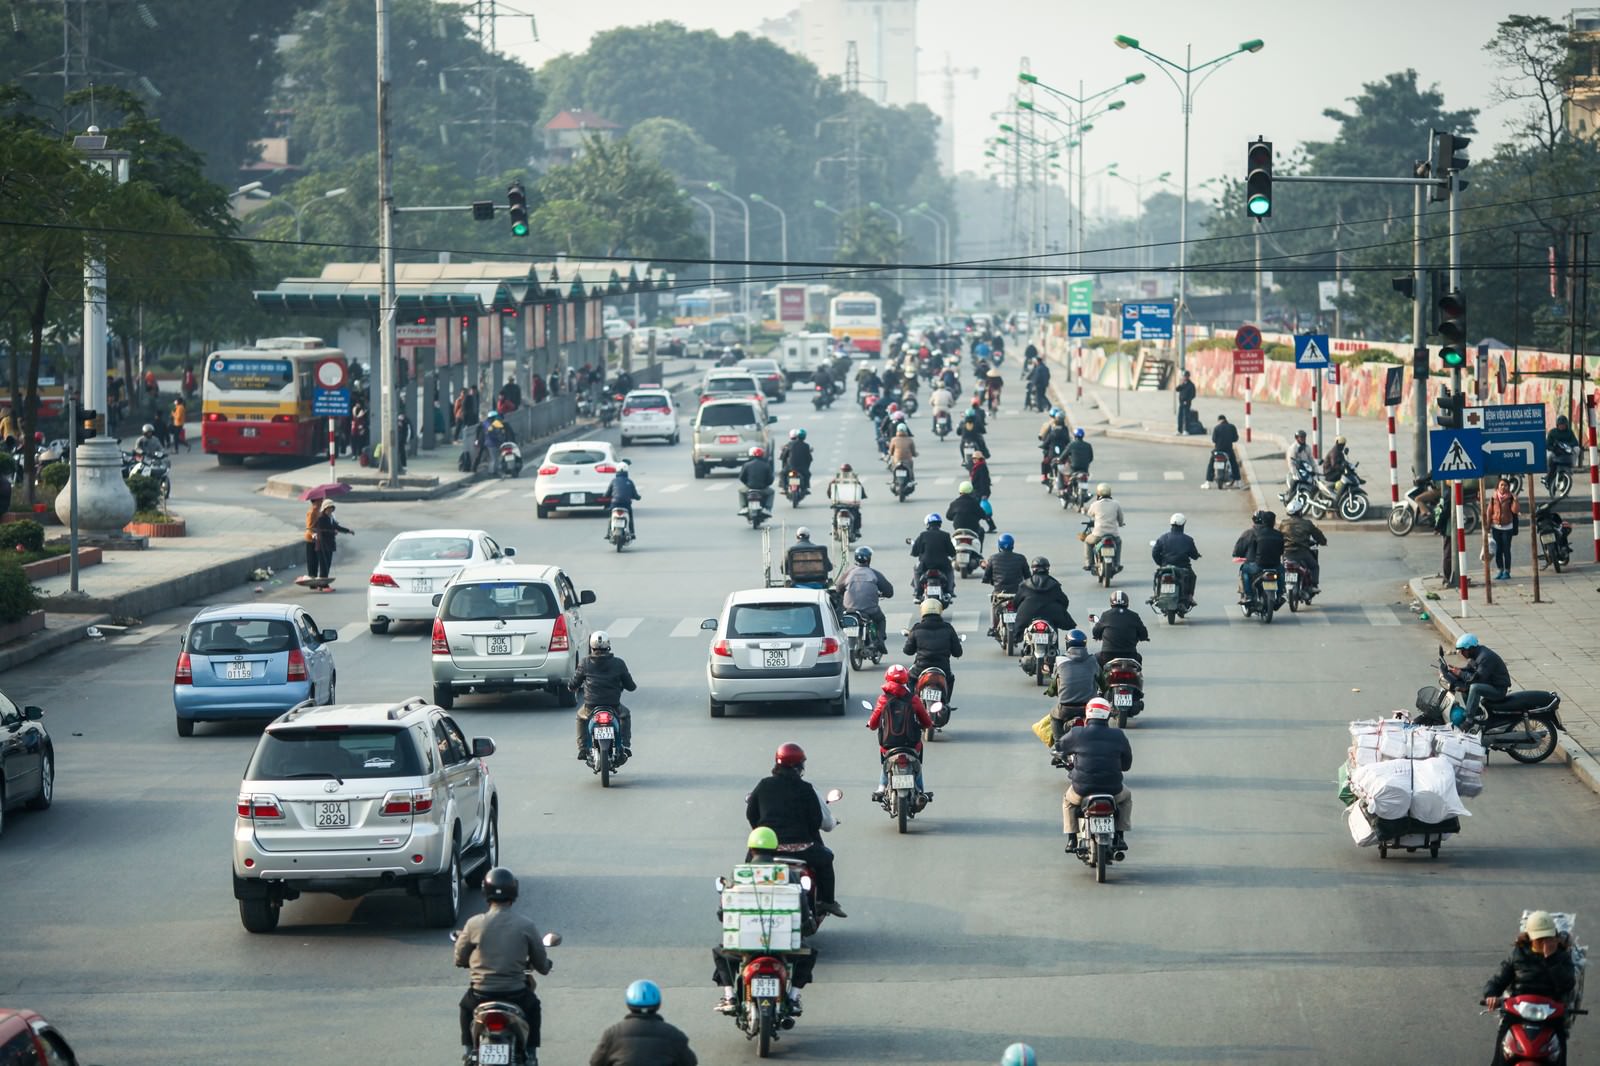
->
[542,932,562,947]
[1149,540,1157,547]
[904,537,913,545]
[800,875,814,891]
[900,628,910,637]
[825,788,843,803]
[715,876,727,891]
[449,931,460,943]
[860,699,873,711]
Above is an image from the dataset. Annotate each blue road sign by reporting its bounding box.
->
[1034,301,1051,316]
[1429,428,1483,481]
[1479,402,1546,475]
[1120,302,1173,340]
[312,388,351,417]
[1293,333,1331,369]
[1067,313,1091,337]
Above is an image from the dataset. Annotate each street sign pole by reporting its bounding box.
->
[1587,390,1599,563]
[1455,480,1468,618]
[1312,377,1322,462]
[1386,405,1399,504]
[328,415,336,485]
[1480,474,1493,606]
[1333,363,1343,439]
[1529,473,1542,604]
[1245,376,1253,443]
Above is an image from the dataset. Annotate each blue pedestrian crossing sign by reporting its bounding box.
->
[1293,333,1331,369]
[1067,313,1091,337]
[1429,428,1483,481]
[1034,301,1051,316]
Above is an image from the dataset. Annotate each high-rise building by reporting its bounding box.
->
[1568,8,1600,138]
[758,0,918,107]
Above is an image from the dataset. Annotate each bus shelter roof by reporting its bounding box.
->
[254,261,672,317]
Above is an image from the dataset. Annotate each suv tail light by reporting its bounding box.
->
[549,614,570,652]
[819,637,840,656]
[1085,798,1115,816]
[537,465,559,476]
[431,619,449,655]
[369,572,399,587]
[381,788,435,816]
[712,638,732,657]
[174,651,193,684]
[237,793,284,819]
[286,648,308,682]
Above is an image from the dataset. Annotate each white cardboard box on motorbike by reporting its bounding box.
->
[722,911,802,951]
[730,862,790,885]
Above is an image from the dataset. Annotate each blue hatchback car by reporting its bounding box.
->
[173,604,338,737]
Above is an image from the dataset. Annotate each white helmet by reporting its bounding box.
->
[795,527,811,541]
[589,631,612,655]
[788,428,799,439]
[1170,513,1186,527]
[1085,697,1113,721]
[1286,497,1306,516]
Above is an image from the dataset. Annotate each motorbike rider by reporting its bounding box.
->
[1010,556,1077,646]
[1287,429,1313,484]
[782,527,833,589]
[1151,513,1201,607]
[1207,414,1242,486]
[867,664,934,805]
[903,599,963,700]
[1065,427,1094,483]
[1451,633,1512,722]
[984,366,1004,409]
[715,827,819,1016]
[968,452,993,500]
[780,428,814,495]
[1481,909,1577,1064]
[909,512,956,597]
[134,423,162,459]
[745,743,845,917]
[573,631,637,759]
[812,363,834,398]
[1322,434,1348,482]
[836,546,893,654]
[1280,497,1328,590]
[588,980,697,1066]
[1081,484,1126,574]
[737,446,775,516]
[1027,355,1051,411]
[1050,629,1099,746]
[1039,414,1072,484]
[827,462,867,538]
[887,423,918,485]
[930,382,955,420]
[981,533,1029,637]
[858,366,883,399]
[1547,414,1581,485]
[605,462,641,539]
[959,405,990,459]
[1234,510,1285,608]
[947,481,997,541]
[1056,698,1133,853]
[1092,590,1150,666]
[1002,1044,1039,1066]
[454,867,551,1063]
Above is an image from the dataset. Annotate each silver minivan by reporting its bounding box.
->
[693,398,775,478]
[701,587,850,718]
[429,563,595,709]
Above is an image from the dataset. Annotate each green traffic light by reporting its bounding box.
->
[1440,347,1466,369]
[1248,194,1271,217]
[511,221,529,237]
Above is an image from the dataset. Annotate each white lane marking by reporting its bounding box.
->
[1363,604,1402,627]
[481,488,511,499]
[119,622,178,645]
[704,484,724,493]
[935,477,955,486]
[393,635,423,642]
[1163,471,1185,481]
[337,626,368,645]
[659,483,687,494]
[1296,609,1333,625]
[1117,471,1139,481]
[461,481,494,499]
[670,616,710,637]
[604,617,642,638]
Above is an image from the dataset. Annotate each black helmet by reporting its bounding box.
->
[1252,510,1270,526]
[1030,556,1051,574]
[1260,511,1277,528]
[482,866,519,903]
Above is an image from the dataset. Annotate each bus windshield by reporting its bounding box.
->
[833,300,879,318]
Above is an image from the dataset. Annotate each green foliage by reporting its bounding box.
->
[0,519,44,552]
[125,474,164,514]
[0,555,42,624]
[534,138,697,258]
[36,463,69,494]
[835,210,905,321]
[628,117,731,184]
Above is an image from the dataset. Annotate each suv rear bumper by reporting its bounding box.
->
[432,660,574,689]
[233,819,445,887]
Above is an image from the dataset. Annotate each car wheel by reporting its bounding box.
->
[26,751,52,810]
[831,679,849,717]
[693,462,708,479]
[422,836,462,928]
[671,432,680,446]
[369,619,390,635]
[0,781,6,837]
[467,805,498,888]
[239,896,282,933]
[324,674,336,705]
[175,713,195,738]
[709,698,726,718]
[432,684,455,710]
[535,503,549,519]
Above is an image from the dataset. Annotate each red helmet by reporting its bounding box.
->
[887,402,899,413]
[774,742,806,768]
[883,664,910,686]
[749,446,765,459]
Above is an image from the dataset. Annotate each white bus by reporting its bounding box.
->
[828,291,883,354]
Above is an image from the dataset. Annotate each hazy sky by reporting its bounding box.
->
[499,0,1575,216]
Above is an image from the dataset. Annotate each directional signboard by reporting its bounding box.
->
[1480,402,1546,475]
[1293,333,1331,369]
[1034,302,1051,316]
[1429,428,1483,481]
[1120,302,1173,340]
[1067,314,1091,337]
[1067,279,1094,316]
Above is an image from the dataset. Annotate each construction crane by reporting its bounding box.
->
[920,53,979,175]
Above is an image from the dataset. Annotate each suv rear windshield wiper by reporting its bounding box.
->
[284,771,345,784]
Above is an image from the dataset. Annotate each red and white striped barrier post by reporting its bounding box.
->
[327,416,336,485]
[1386,405,1399,504]
[1587,391,1599,563]
[1311,378,1322,462]
[1456,480,1469,618]
[1244,376,1253,443]
[1332,364,1344,440]
[1075,350,1082,403]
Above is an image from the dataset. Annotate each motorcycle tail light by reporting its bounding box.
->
[1085,799,1115,816]
[1110,670,1136,683]
[481,1010,511,1033]
[592,711,614,726]
[1030,621,1049,632]
[894,753,910,768]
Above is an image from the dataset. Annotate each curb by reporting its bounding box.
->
[35,538,306,625]
[0,613,113,674]
[1405,575,1600,797]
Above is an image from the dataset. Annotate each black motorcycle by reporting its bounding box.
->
[1535,502,1573,572]
[1415,649,1564,763]
[123,448,172,503]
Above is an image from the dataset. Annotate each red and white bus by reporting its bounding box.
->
[201,338,347,465]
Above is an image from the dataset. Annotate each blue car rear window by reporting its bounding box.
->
[188,618,296,655]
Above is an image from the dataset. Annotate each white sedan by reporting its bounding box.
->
[534,440,623,519]
[620,388,679,446]
[366,528,514,634]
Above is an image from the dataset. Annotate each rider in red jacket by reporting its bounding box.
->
[867,665,933,804]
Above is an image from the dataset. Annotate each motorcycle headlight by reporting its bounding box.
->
[1511,1000,1556,1022]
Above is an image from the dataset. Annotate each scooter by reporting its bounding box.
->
[1415,647,1564,763]
[1283,554,1318,611]
[1069,793,1126,884]
[1148,561,1194,625]
[1387,479,1480,536]
[1308,459,1370,521]
[914,666,951,740]
[932,409,952,440]
[1065,470,1091,512]
[952,528,982,578]
[597,394,620,428]
[890,462,915,501]
[959,438,979,471]
[606,508,632,552]
[124,448,172,502]
[742,488,770,529]
[913,566,954,609]
[831,503,858,545]
[1209,448,1238,489]
[784,470,807,508]
[584,706,628,785]
[992,591,1019,654]
[456,930,562,1066]
[1020,620,1059,687]
[1482,993,1580,1064]
[497,440,523,479]
[1240,565,1281,624]
[812,384,834,410]
[1083,522,1121,587]
[1099,657,1144,728]
[1536,503,1573,572]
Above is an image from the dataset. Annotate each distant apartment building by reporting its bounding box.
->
[1570,8,1600,138]
[757,0,918,107]
[543,109,622,165]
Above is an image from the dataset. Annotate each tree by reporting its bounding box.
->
[534,138,697,258]
[628,117,730,185]
[835,210,904,321]
[1485,15,1573,155]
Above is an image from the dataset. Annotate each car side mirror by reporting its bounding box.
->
[320,629,339,642]
[503,547,516,558]
[579,590,597,605]
[432,594,443,607]
[700,618,718,631]
[23,705,42,721]
[472,737,496,758]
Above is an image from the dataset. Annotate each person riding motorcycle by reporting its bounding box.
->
[1039,416,1072,484]
[1548,415,1581,485]
[1322,434,1348,482]
[1082,484,1126,574]
[1093,590,1149,665]
[1065,428,1094,481]
[1026,356,1051,411]
[959,406,990,459]
[836,546,893,654]
[1002,1043,1039,1066]
[1451,633,1512,721]
[1234,510,1285,608]
[715,828,819,1017]
[605,463,641,539]
[454,867,552,1062]
[745,744,845,917]
[984,366,1003,408]
[780,428,813,495]
[1056,698,1133,853]
[981,532,1028,637]
[811,363,835,399]
[134,423,162,459]
[1280,497,1328,590]
[1151,513,1201,607]
[910,513,957,597]
[573,631,637,759]
[782,527,833,589]
[1207,414,1242,485]
[827,462,867,538]
[887,423,918,485]
[903,599,963,700]
[737,446,775,516]
[930,383,955,416]
[1049,629,1099,746]
[588,980,698,1066]
[947,481,997,539]
[1287,429,1313,484]
[1010,556,1077,645]
[867,664,934,805]
[1481,909,1577,1064]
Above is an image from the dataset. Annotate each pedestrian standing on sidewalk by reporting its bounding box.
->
[303,501,321,579]
[451,389,466,442]
[1485,478,1519,581]
[313,502,353,587]
[171,397,192,452]
[1175,371,1196,434]
[1437,490,1456,584]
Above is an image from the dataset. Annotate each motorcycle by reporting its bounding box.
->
[123,448,172,502]
[830,503,858,545]
[1280,458,1317,511]
[1283,554,1318,611]
[1148,561,1194,625]
[889,462,915,501]
[1069,792,1126,884]
[899,391,919,416]
[932,409,952,440]
[812,384,834,410]
[585,707,628,785]
[952,528,982,578]
[1415,648,1564,763]
[1020,620,1059,687]
[959,438,979,472]
[1240,565,1281,624]
[1388,480,1480,536]
[784,470,807,508]
[1100,657,1144,728]
[457,930,562,1066]
[914,567,954,609]
[1209,448,1238,490]
[914,667,951,741]
[1482,993,1580,1064]
[1536,502,1573,572]
[1083,522,1121,587]
[992,591,1019,654]
[1064,470,1091,513]
[597,394,620,428]
[606,508,632,552]
[742,488,770,529]
[497,440,523,479]
[842,610,883,672]
[1309,459,1370,521]
[862,706,929,835]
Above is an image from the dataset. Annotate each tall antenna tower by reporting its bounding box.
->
[439,0,538,177]
[919,52,978,175]
[17,0,161,133]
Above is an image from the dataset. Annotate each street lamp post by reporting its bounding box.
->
[867,201,904,303]
[749,193,788,281]
[706,183,752,343]
[903,205,944,316]
[1109,170,1171,280]
[1110,34,1265,373]
[684,193,717,307]
[290,187,350,242]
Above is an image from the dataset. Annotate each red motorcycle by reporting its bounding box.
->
[914,667,950,741]
[1486,993,1580,1063]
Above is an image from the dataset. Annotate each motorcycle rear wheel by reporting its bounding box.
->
[1094,840,1108,884]
[897,796,909,834]
[1505,717,1559,764]
[758,1003,776,1058]
[597,742,612,787]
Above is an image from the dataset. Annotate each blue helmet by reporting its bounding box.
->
[1049,407,1061,418]
[997,533,1014,551]
[925,512,943,526]
[855,546,874,564]
[625,979,662,1012]
[796,428,807,439]
[1065,629,1087,647]
[1073,428,1085,439]
[1002,1045,1038,1066]
[1455,633,1480,651]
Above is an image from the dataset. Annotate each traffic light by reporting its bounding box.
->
[1428,129,1470,203]
[506,180,529,237]
[1245,138,1273,219]
[1437,289,1467,369]
[1435,385,1464,429]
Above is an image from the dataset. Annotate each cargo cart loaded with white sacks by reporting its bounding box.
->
[1337,715,1486,859]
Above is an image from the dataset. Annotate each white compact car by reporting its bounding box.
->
[620,388,679,446]
[367,529,514,634]
[533,440,622,519]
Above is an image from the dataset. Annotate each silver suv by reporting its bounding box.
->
[231,697,498,933]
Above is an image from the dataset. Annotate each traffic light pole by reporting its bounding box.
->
[1447,166,1467,618]
[1412,182,1427,481]
[375,0,399,490]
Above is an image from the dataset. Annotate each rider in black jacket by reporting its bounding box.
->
[946,484,997,538]
[573,632,637,758]
[982,534,1028,636]
[1092,592,1150,664]
[738,447,775,515]
[1233,510,1285,606]
[1151,513,1201,605]
[1454,633,1512,719]
[1009,557,1076,644]
[1207,415,1242,484]
[746,744,844,916]
[909,513,957,595]
[1055,701,1133,851]
[903,599,964,699]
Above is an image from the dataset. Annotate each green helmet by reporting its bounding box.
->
[746,826,778,852]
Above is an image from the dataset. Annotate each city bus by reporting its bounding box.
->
[828,291,883,353]
[201,337,347,465]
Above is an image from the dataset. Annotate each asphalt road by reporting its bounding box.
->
[5,365,1600,1066]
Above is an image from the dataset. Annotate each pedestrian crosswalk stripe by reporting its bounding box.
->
[604,617,643,638]
[1117,471,1139,481]
[462,481,494,499]
[1163,471,1185,481]
[337,627,368,645]
[1363,604,1402,627]
[660,483,687,494]
[670,616,710,637]
[704,484,723,493]
[935,476,955,485]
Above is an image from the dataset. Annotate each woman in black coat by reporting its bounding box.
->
[312,502,353,586]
